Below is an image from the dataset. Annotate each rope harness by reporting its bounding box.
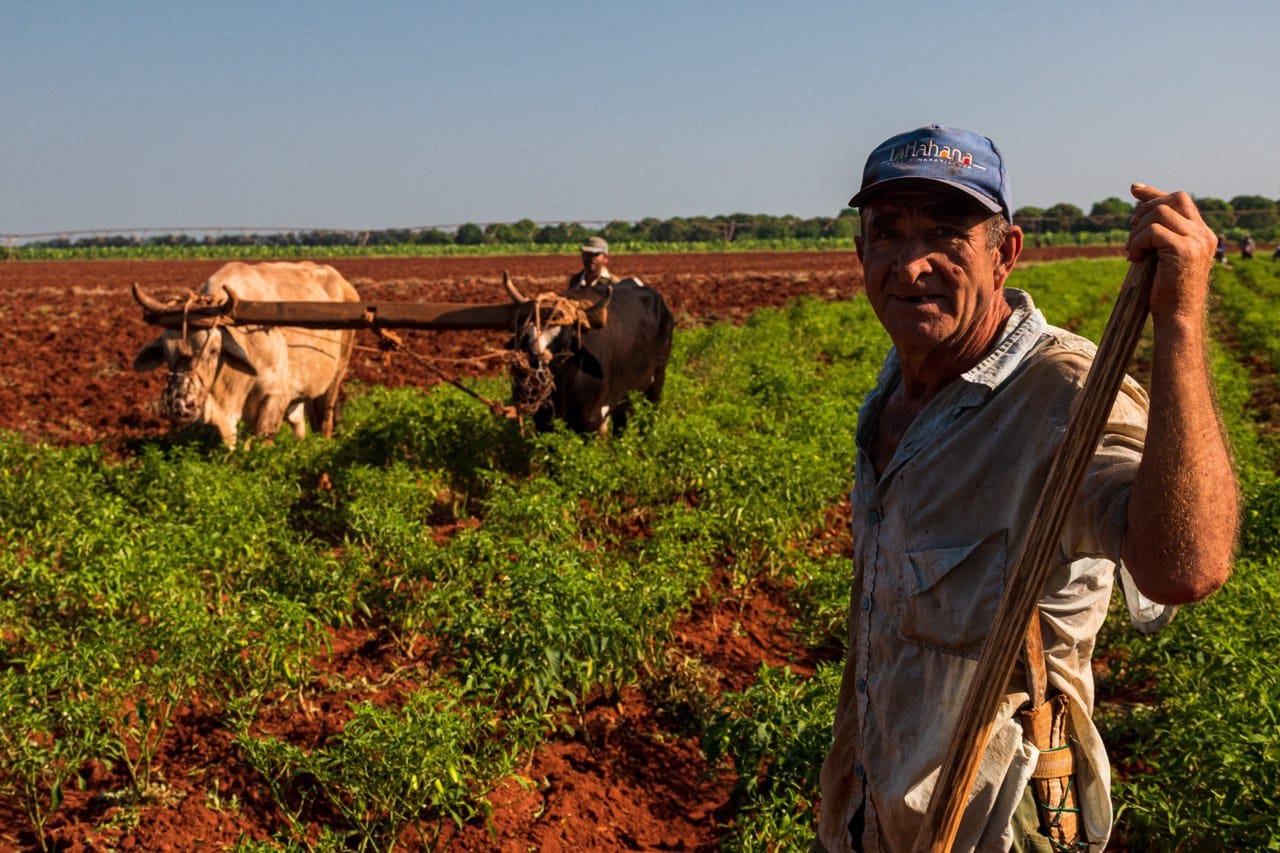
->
[162,292,225,423]
[372,328,518,420]
[373,290,592,424]
[504,291,594,421]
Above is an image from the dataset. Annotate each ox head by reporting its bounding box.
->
[502,273,611,420]
[502,273,611,365]
[132,285,257,425]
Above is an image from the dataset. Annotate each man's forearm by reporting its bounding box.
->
[1122,315,1238,604]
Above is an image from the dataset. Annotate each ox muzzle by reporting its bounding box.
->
[161,365,208,425]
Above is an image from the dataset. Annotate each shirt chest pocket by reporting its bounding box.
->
[899,531,1008,660]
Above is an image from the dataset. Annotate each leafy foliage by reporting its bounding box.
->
[237,684,537,851]
[1091,253,1280,849]
[704,664,842,851]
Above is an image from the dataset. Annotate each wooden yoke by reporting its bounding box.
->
[912,257,1157,853]
[133,282,526,332]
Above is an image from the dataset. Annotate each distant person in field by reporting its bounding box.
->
[815,124,1237,852]
[1215,233,1228,263]
[568,236,618,289]
[1273,242,1280,260]
[1241,233,1255,259]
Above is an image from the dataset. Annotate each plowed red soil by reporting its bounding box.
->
[0,247,1120,851]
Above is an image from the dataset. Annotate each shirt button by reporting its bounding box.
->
[856,678,867,693]
[861,596,872,612]
[854,764,865,778]
[868,510,881,524]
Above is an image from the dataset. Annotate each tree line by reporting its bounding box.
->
[20,194,1280,250]
[1015,194,1279,240]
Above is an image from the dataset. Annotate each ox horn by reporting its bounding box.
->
[131,282,170,314]
[503,271,530,304]
[222,286,242,318]
[583,285,612,329]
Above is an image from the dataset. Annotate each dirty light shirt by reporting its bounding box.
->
[568,269,617,289]
[817,288,1173,852]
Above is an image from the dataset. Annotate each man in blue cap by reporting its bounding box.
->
[815,125,1237,851]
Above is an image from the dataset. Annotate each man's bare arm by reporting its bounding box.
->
[1120,183,1238,604]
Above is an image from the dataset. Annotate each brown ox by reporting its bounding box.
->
[133,261,359,448]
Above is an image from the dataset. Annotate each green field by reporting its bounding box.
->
[1,256,1278,849]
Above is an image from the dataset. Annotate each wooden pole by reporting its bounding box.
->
[224,298,522,330]
[134,283,524,332]
[911,256,1157,852]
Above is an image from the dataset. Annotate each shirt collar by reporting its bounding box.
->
[960,288,1046,390]
[872,289,1044,391]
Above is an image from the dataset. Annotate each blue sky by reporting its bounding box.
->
[4,1,1277,234]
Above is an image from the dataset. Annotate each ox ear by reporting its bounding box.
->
[583,285,612,329]
[133,337,168,372]
[219,328,259,376]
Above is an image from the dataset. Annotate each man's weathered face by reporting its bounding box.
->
[581,250,608,276]
[856,187,1017,364]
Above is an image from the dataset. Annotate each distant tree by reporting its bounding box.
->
[534,223,568,244]
[650,219,688,242]
[1085,197,1133,232]
[1013,206,1047,233]
[146,233,197,247]
[454,223,484,245]
[794,218,830,240]
[836,208,860,237]
[631,217,664,242]
[562,223,591,246]
[745,214,792,240]
[827,217,856,240]
[489,218,539,243]
[599,220,640,243]
[681,217,723,242]
[301,230,351,247]
[416,228,451,245]
[1228,195,1278,232]
[372,229,412,244]
[719,213,755,242]
[1042,203,1084,232]
[1194,197,1235,233]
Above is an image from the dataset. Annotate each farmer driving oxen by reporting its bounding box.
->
[569,236,618,289]
[815,125,1238,851]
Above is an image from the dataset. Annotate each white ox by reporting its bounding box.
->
[133,261,359,449]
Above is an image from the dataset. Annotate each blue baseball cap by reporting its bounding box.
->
[848,125,1013,223]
